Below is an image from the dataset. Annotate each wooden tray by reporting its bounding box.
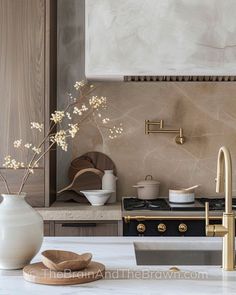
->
[23,261,105,285]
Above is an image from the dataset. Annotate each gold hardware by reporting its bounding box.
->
[145,120,185,145]
[205,147,235,271]
[178,223,188,233]
[137,223,146,233]
[157,223,167,233]
[123,215,224,223]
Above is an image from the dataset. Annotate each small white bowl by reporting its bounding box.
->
[80,190,113,206]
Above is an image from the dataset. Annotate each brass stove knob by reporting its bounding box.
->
[137,223,146,233]
[157,223,167,233]
[178,223,188,233]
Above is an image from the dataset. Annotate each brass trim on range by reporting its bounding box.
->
[124,215,223,223]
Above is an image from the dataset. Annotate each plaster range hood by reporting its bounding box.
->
[85,0,236,82]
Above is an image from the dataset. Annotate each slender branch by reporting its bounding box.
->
[17,84,97,194]
[18,142,55,195]
[0,172,10,194]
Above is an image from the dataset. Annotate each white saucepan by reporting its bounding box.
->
[133,175,160,200]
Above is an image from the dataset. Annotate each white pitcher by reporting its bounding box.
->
[102,170,118,203]
[0,194,43,269]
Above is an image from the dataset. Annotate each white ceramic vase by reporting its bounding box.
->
[0,194,43,270]
[102,170,118,203]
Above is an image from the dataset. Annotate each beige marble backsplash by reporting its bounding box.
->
[71,82,236,199]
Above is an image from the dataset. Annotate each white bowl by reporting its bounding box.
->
[80,190,113,206]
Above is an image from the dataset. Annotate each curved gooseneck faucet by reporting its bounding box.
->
[205,146,235,271]
[216,147,232,214]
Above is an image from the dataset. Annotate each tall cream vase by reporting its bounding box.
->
[0,194,43,269]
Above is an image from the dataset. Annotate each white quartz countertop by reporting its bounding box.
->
[37,202,122,221]
[1,237,236,294]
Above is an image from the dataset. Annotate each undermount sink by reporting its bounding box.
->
[134,241,223,266]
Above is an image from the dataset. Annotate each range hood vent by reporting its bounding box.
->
[124,76,236,82]
[86,0,236,82]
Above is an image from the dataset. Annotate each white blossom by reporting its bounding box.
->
[81,104,88,111]
[66,112,72,120]
[89,96,107,109]
[3,156,25,170]
[50,111,65,123]
[24,143,32,149]
[74,80,86,90]
[51,130,68,151]
[68,123,79,138]
[102,118,110,124]
[32,146,41,154]
[73,107,83,116]
[108,124,123,139]
[31,122,44,132]
[73,104,88,116]
[13,139,22,148]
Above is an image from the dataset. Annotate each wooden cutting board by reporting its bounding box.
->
[68,151,117,181]
[23,261,105,285]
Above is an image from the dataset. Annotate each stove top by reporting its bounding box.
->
[123,198,170,211]
[198,198,236,210]
[123,197,236,212]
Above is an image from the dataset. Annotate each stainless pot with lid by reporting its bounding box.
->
[133,175,160,200]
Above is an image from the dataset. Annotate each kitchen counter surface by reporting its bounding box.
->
[1,236,236,295]
[36,199,227,222]
[37,201,122,221]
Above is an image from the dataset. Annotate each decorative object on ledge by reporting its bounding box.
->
[145,120,185,145]
[58,151,117,203]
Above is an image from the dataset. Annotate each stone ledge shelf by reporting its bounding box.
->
[36,202,122,221]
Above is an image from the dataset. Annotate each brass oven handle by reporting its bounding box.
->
[137,223,146,233]
[157,223,167,233]
[178,223,188,233]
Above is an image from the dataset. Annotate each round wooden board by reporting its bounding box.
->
[23,261,105,285]
[69,151,117,181]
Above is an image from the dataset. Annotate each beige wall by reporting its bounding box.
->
[72,82,236,199]
[58,1,236,199]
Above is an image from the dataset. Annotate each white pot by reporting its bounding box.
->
[133,175,160,200]
[102,170,118,204]
[0,194,43,269]
[169,189,195,204]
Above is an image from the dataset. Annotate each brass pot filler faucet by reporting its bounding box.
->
[205,146,235,271]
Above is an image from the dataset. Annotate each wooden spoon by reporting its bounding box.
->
[183,185,200,192]
[41,250,92,271]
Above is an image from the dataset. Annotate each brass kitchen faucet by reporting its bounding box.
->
[205,146,235,271]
